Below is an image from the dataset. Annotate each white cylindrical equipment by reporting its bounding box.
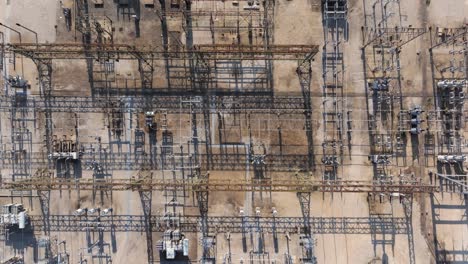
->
[3,215,10,224]
[183,239,189,256]
[437,80,449,89]
[18,212,26,229]
[166,247,175,259]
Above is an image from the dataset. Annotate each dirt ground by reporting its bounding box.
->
[0,0,467,263]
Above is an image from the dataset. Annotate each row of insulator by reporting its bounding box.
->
[409,107,424,135]
[322,156,339,165]
[368,155,391,164]
[73,207,113,217]
[443,90,465,106]
[446,91,465,99]
[437,80,466,89]
[437,155,466,164]
[8,75,29,88]
[371,78,389,91]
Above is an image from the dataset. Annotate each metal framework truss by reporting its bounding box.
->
[6,43,319,61]
[0,95,307,113]
[363,27,427,48]
[27,214,409,234]
[2,177,437,193]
